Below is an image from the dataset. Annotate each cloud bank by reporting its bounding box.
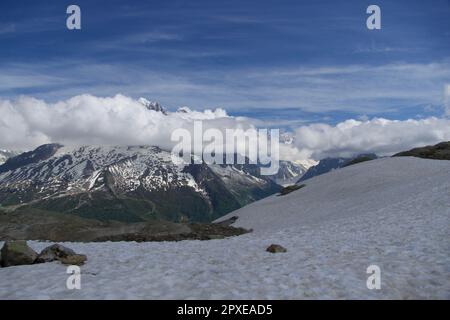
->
[1,94,450,161]
[292,117,450,159]
[0,94,254,151]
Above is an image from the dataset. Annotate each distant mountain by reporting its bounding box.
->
[297,157,347,182]
[0,149,20,165]
[393,141,450,160]
[297,154,377,182]
[0,144,280,223]
[138,97,167,114]
[297,141,450,184]
[267,160,308,186]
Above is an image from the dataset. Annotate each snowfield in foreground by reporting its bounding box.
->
[0,157,449,299]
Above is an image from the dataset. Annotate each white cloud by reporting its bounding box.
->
[1,94,449,162]
[0,94,252,152]
[445,84,450,117]
[293,117,450,159]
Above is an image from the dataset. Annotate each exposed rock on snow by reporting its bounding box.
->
[1,241,37,267]
[214,216,238,227]
[266,244,287,253]
[278,184,305,196]
[36,244,77,263]
[0,241,87,267]
[36,243,87,265]
[60,254,87,266]
[0,209,250,242]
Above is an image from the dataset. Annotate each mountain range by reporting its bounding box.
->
[297,153,378,182]
[0,144,283,223]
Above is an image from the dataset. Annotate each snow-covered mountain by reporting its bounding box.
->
[298,154,377,182]
[293,158,318,169]
[267,160,308,186]
[0,150,20,165]
[0,144,280,222]
[138,97,167,114]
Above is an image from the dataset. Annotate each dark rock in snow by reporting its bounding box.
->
[0,240,38,267]
[215,216,238,227]
[36,244,77,263]
[266,244,287,253]
[60,254,87,266]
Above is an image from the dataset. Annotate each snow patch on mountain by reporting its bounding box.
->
[267,160,308,186]
[218,157,450,233]
[0,145,204,198]
[138,98,167,114]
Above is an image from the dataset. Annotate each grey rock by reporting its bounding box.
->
[1,240,38,267]
[266,244,287,253]
[60,254,87,266]
[36,244,77,263]
[215,216,238,227]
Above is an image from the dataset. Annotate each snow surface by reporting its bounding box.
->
[0,157,449,299]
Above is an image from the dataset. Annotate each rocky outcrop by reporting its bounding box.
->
[393,141,450,160]
[0,241,87,267]
[0,240,38,267]
[60,254,87,266]
[36,244,77,263]
[0,209,250,242]
[36,244,87,265]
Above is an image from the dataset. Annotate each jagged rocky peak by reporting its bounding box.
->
[138,97,167,115]
[177,106,191,113]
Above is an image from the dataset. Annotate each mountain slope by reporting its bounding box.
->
[217,157,450,233]
[0,144,280,222]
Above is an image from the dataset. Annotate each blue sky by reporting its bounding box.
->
[0,0,449,127]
